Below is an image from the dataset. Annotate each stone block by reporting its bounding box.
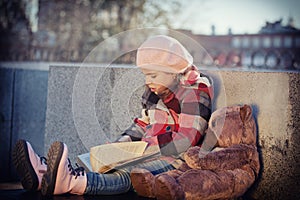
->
[0,66,48,181]
[0,68,14,181]
[12,69,48,155]
[215,71,300,199]
[45,65,300,199]
[45,66,144,162]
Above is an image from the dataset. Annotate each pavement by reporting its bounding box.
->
[0,182,150,200]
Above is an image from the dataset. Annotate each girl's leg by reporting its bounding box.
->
[42,141,174,196]
[84,159,175,195]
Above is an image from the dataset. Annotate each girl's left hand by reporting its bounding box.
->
[142,136,158,146]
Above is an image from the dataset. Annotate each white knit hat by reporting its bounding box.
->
[136,35,193,73]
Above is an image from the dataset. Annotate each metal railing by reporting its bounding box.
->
[1,46,299,70]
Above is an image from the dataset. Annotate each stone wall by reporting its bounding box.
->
[44,65,300,199]
[1,63,299,198]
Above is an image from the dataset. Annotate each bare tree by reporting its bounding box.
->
[0,0,181,61]
[0,0,33,60]
[82,0,181,54]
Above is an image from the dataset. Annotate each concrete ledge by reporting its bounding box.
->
[44,65,299,199]
[0,66,48,181]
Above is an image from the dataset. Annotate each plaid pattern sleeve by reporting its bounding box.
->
[120,89,160,141]
[158,85,212,156]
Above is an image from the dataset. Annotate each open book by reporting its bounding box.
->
[77,141,160,173]
[77,152,93,172]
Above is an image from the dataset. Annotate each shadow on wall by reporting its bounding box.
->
[202,70,226,111]
[0,66,48,182]
[245,103,264,197]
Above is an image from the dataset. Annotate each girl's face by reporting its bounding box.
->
[142,69,178,96]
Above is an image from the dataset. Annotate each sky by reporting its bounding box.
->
[173,0,300,35]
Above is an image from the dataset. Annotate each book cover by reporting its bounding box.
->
[77,152,92,172]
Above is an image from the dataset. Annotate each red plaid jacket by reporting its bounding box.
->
[122,66,213,156]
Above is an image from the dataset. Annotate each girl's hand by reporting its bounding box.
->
[116,135,132,142]
[142,136,158,146]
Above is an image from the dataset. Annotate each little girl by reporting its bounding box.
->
[13,35,213,196]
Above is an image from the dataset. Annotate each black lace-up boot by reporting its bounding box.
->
[41,141,87,195]
[12,140,47,191]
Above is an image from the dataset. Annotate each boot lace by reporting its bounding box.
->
[39,155,47,165]
[67,158,85,179]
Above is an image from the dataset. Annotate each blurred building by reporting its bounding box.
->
[31,0,91,62]
[178,17,300,70]
[1,0,299,70]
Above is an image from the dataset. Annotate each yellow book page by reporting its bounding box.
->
[90,141,148,172]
